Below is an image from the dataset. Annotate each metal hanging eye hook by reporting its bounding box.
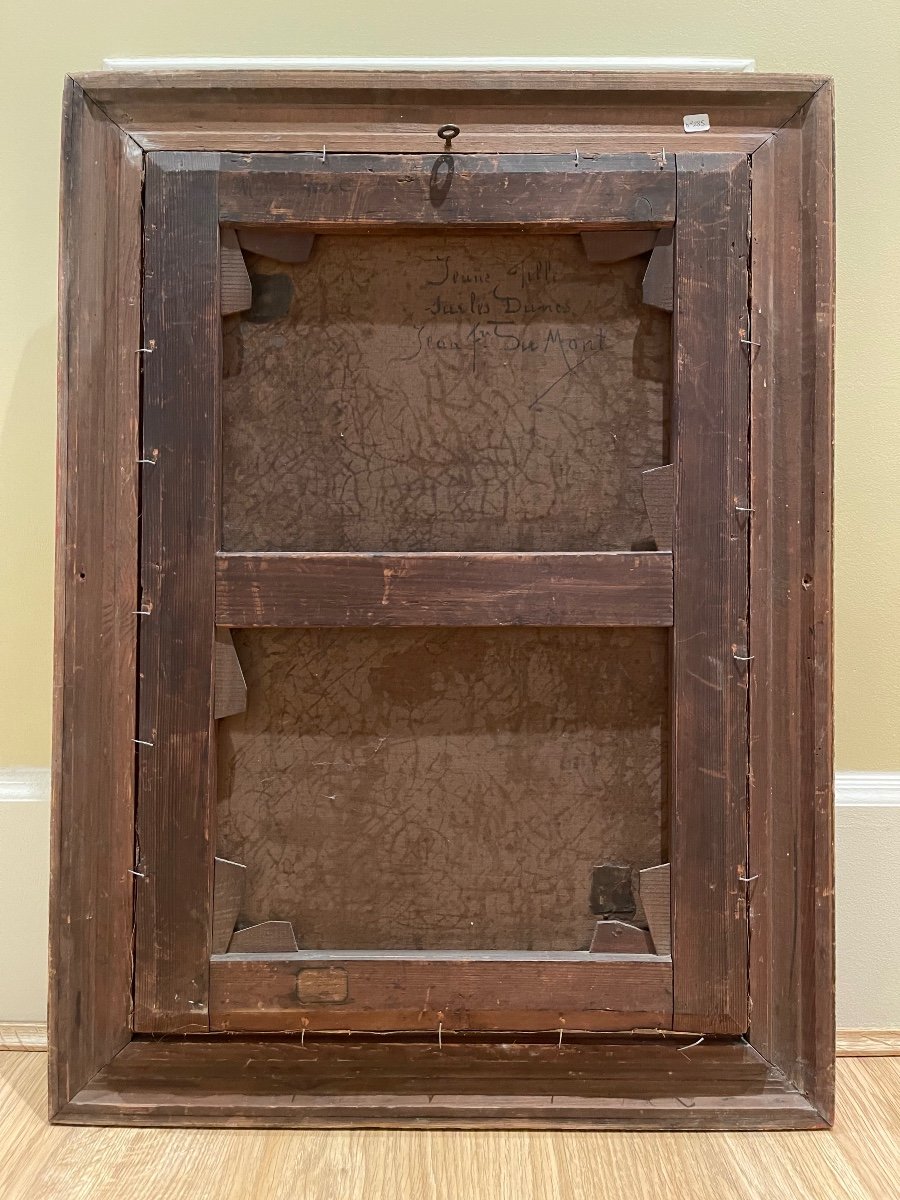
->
[437,123,460,150]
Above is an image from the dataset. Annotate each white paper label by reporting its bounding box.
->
[682,112,711,133]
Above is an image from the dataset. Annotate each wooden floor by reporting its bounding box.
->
[1,1054,899,1199]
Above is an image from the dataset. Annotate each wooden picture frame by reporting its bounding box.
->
[51,70,834,1129]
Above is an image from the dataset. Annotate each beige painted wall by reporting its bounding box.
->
[1,3,898,1025]
[2,2,899,772]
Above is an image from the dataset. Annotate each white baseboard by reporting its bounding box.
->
[0,767,50,802]
[6,769,894,805]
[2,768,899,1028]
[836,1030,900,1056]
[0,1023,47,1051]
[4,768,895,806]
[835,771,900,806]
[101,56,757,73]
[0,772,50,1024]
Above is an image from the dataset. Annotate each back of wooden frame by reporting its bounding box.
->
[51,72,833,1128]
[135,151,680,1036]
[132,149,751,1041]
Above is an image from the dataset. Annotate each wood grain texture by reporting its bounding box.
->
[671,154,750,1034]
[46,1038,828,1130]
[50,72,834,1129]
[222,235,670,554]
[296,968,349,1003]
[19,1056,900,1184]
[74,70,824,159]
[229,922,298,953]
[216,552,674,627]
[219,227,251,314]
[133,153,220,1033]
[218,152,674,228]
[50,80,142,1114]
[641,464,674,551]
[836,1031,900,1056]
[10,1056,892,1178]
[211,858,245,955]
[210,952,672,1032]
[133,129,774,155]
[78,69,826,96]
[26,1025,891,1058]
[214,627,246,718]
[217,626,668,952]
[639,863,672,955]
[747,83,835,1120]
[642,228,674,311]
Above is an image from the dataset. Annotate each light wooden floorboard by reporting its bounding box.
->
[1,1055,898,1199]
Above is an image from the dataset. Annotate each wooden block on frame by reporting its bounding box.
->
[214,627,247,719]
[212,857,246,955]
[642,464,674,551]
[642,228,674,311]
[639,863,671,956]
[580,230,658,263]
[220,227,252,315]
[228,921,299,953]
[589,921,655,954]
[237,227,315,263]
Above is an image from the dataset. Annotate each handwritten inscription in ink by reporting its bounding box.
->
[223,233,669,553]
[404,250,607,375]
